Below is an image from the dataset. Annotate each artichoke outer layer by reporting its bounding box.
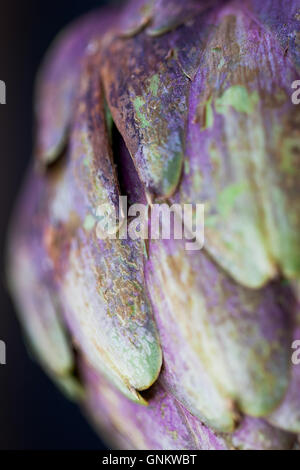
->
[7,0,300,449]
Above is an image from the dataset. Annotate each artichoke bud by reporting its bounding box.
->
[7,0,300,450]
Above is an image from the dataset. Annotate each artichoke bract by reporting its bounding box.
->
[7,0,300,449]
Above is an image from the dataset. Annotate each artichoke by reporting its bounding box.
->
[7,0,300,450]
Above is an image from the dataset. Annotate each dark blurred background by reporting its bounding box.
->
[0,0,122,450]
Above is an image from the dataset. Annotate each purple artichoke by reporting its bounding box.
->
[7,0,300,450]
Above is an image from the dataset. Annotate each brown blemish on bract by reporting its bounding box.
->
[95,243,146,324]
[118,15,152,39]
[43,215,79,281]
